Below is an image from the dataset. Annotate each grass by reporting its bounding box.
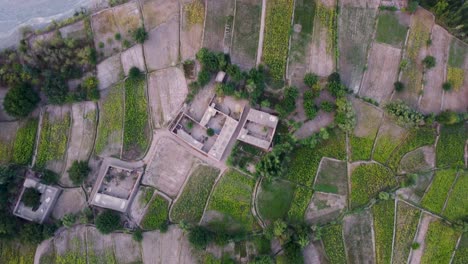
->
[35,112,71,168]
[421,220,460,264]
[123,76,150,158]
[141,195,169,231]
[453,233,468,264]
[0,138,13,164]
[0,240,35,264]
[12,119,38,165]
[231,0,261,64]
[372,200,395,264]
[350,163,397,208]
[350,136,375,161]
[421,169,457,213]
[447,67,465,91]
[95,83,124,155]
[373,133,404,164]
[448,38,468,68]
[436,123,467,168]
[393,201,421,264]
[287,185,313,222]
[171,165,220,223]
[207,170,257,233]
[375,11,408,47]
[263,0,294,80]
[399,147,430,173]
[289,0,315,63]
[139,186,154,206]
[314,159,347,195]
[322,224,347,264]
[315,3,337,57]
[443,170,468,221]
[257,179,295,221]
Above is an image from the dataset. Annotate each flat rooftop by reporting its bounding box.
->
[237,109,279,150]
[13,178,60,223]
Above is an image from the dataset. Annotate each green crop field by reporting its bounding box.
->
[171,165,220,223]
[12,119,38,165]
[421,220,460,264]
[372,200,394,264]
[314,159,347,195]
[393,201,421,264]
[350,163,396,208]
[322,224,346,264]
[141,194,169,231]
[375,11,408,47]
[257,179,294,221]
[453,233,468,264]
[289,0,315,64]
[421,169,457,213]
[35,112,71,168]
[350,136,375,161]
[443,170,468,221]
[436,123,467,168]
[286,185,313,222]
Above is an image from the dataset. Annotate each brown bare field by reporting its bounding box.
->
[140,0,180,30]
[180,1,205,61]
[62,102,97,186]
[113,1,143,44]
[305,192,347,225]
[203,0,235,53]
[341,0,380,8]
[144,17,180,71]
[91,9,121,57]
[409,213,434,264]
[359,43,402,103]
[97,53,123,90]
[121,44,146,75]
[343,210,376,264]
[419,25,451,114]
[51,188,87,220]
[147,67,188,128]
[0,121,19,164]
[442,40,468,112]
[59,20,88,41]
[351,97,383,137]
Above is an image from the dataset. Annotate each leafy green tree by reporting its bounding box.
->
[226,64,243,82]
[320,101,335,112]
[129,66,142,80]
[22,188,41,210]
[43,72,68,104]
[275,86,299,118]
[256,143,293,181]
[197,69,211,87]
[335,98,356,132]
[436,110,459,125]
[61,213,76,228]
[304,73,318,88]
[95,210,121,234]
[67,160,90,185]
[206,128,215,137]
[422,55,436,68]
[442,82,452,91]
[394,81,405,92]
[81,76,100,100]
[132,27,148,43]
[40,170,59,185]
[19,223,45,245]
[3,83,40,118]
[385,101,424,126]
[303,90,318,119]
[188,226,213,249]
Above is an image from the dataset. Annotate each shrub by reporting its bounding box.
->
[61,214,76,228]
[303,91,318,119]
[226,64,243,82]
[133,229,143,242]
[188,226,213,249]
[197,69,211,87]
[3,83,40,118]
[95,210,121,234]
[422,55,436,68]
[206,128,215,137]
[442,81,452,91]
[128,66,142,80]
[411,242,420,250]
[99,42,105,49]
[196,48,222,73]
[132,27,148,43]
[335,98,356,133]
[43,73,68,104]
[67,160,90,185]
[22,188,41,210]
[81,76,100,100]
[303,73,318,87]
[394,81,405,92]
[408,0,419,13]
[275,86,299,118]
[436,110,459,125]
[385,101,424,126]
[320,101,335,112]
[40,170,59,185]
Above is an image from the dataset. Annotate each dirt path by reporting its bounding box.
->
[409,213,433,264]
[256,0,267,66]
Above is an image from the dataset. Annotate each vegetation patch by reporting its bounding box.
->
[447,67,465,91]
[0,241,35,264]
[12,119,38,165]
[436,123,467,168]
[448,38,468,68]
[141,194,169,231]
[257,179,295,222]
[443,170,468,221]
[453,233,468,264]
[322,224,346,264]
[373,120,407,164]
[35,112,71,169]
[375,11,408,47]
[372,200,395,264]
[287,185,313,222]
[350,163,396,208]
[289,0,316,63]
[350,136,375,161]
[314,159,347,196]
[227,142,265,174]
[263,0,294,80]
[171,165,220,223]
[393,201,421,264]
[421,220,460,264]
[421,169,457,213]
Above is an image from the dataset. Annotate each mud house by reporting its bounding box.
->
[237,108,278,150]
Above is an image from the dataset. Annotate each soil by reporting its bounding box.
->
[359,42,402,104]
[351,97,383,137]
[51,188,87,220]
[187,83,216,121]
[91,9,121,58]
[144,16,180,71]
[315,158,349,196]
[203,0,235,53]
[143,136,199,197]
[398,146,435,174]
[305,192,347,225]
[147,67,188,128]
[180,1,204,61]
[343,210,376,264]
[121,44,146,75]
[112,233,143,263]
[409,213,434,264]
[54,225,87,256]
[442,40,468,112]
[129,186,155,225]
[59,20,88,41]
[293,111,334,139]
[397,170,434,203]
[303,241,328,264]
[112,1,143,44]
[419,25,451,114]
[341,0,380,8]
[141,0,180,30]
[97,53,123,90]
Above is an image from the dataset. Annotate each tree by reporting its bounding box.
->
[226,64,243,82]
[320,101,335,112]
[394,81,405,92]
[132,27,148,43]
[256,143,293,181]
[303,73,318,88]
[67,160,90,185]
[129,67,142,80]
[43,72,68,104]
[197,69,211,87]
[81,76,100,100]
[133,228,143,242]
[422,55,436,68]
[385,101,424,126]
[188,226,213,249]
[275,86,299,118]
[40,169,59,185]
[408,0,419,13]
[335,98,356,133]
[61,213,76,228]
[95,210,121,234]
[436,110,459,125]
[206,128,215,137]
[327,72,347,98]
[19,223,45,245]
[442,82,452,91]
[3,83,40,118]
[22,188,41,210]
[303,90,318,119]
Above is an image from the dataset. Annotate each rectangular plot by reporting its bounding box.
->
[393,201,421,264]
[141,0,179,30]
[180,0,205,61]
[203,0,235,53]
[373,118,407,164]
[436,123,467,167]
[421,169,457,213]
[343,211,376,264]
[144,17,180,71]
[305,192,346,224]
[314,158,348,195]
[91,9,121,58]
[375,11,409,48]
[453,233,468,264]
[0,121,19,164]
[421,220,460,264]
[112,1,143,45]
[442,39,468,112]
[230,0,261,69]
[359,42,401,104]
[322,224,347,263]
[372,199,394,264]
[443,170,468,221]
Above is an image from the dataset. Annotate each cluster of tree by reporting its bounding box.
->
[385,101,425,126]
[275,86,299,118]
[327,73,355,133]
[95,210,122,234]
[435,110,468,125]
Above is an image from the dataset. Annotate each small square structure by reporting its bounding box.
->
[13,178,61,223]
[90,158,144,212]
[237,109,279,150]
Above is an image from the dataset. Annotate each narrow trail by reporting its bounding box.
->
[256,0,267,66]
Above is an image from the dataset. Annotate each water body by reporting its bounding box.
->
[0,0,93,49]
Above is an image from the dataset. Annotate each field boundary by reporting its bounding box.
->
[390,197,398,264]
[441,169,461,213]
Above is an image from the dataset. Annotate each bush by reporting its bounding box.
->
[81,76,100,101]
[275,86,299,118]
[206,128,215,137]
[22,188,41,210]
[128,67,142,80]
[411,242,420,250]
[132,27,148,44]
[43,73,68,104]
[335,98,356,133]
[133,229,143,242]
[303,73,318,88]
[408,0,419,13]
[320,101,335,112]
[114,33,121,41]
[3,83,40,118]
[394,81,405,92]
[188,226,213,249]
[40,170,59,185]
[226,64,243,82]
[422,56,436,68]
[436,110,459,125]
[67,160,90,185]
[95,210,121,234]
[197,69,211,87]
[196,48,222,73]
[327,73,347,98]
[61,214,76,228]
[385,101,424,126]
[442,82,452,91]
[303,91,318,119]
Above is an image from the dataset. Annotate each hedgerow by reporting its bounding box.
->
[12,119,38,165]
[322,224,346,264]
[421,169,457,213]
[263,0,294,80]
[393,201,421,264]
[372,200,394,264]
[443,170,468,221]
[141,195,169,231]
[350,163,396,208]
[421,220,460,264]
[436,123,467,168]
[35,112,71,168]
[171,165,220,223]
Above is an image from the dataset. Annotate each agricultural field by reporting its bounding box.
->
[97,54,123,90]
[305,191,346,224]
[349,98,383,161]
[343,211,375,264]
[453,234,468,264]
[374,11,409,48]
[321,224,347,264]
[180,0,205,61]
[95,83,124,157]
[141,0,179,30]
[372,118,407,164]
[91,9,121,58]
[421,169,457,213]
[112,1,143,46]
[35,106,71,173]
[394,9,434,108]
[313,158,347,195]
[443,170,468,221]
[0,241,35,264]
[121,44,146,75]
[262,0,294,80]
[123,76,150,160]
[350,163,396,208]
[442,38,468,112]
[11,118,38,165]
[393,201,421,264]
[141,194,170,230]
[398,146,435,174]
[230,0,261,69]
[144,16,180,71]
[203,0,235,53]
[256,179,295,222]
[205,170,258,233]
[0,121,19,164]
[228,142,265,174]
[338,4,378,92]
[287,185,314,222]
[372,200,394,264]
[436,123,467,168]
[421,220,460,264]
[170,165,220,224]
